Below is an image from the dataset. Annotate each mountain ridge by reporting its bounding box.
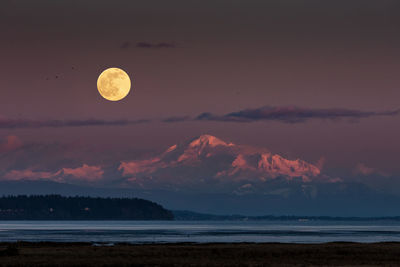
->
[118,134,333,190]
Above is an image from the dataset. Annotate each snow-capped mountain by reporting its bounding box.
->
[2,134,397,216]
[118,134,332,191]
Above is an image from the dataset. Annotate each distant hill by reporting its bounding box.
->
[172,210,400,221]
[0,195,173,220]
[1,180,400,217]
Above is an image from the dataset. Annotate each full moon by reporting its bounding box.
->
[97,67,131,101]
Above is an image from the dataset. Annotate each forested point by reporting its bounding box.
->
[0,195,173,220]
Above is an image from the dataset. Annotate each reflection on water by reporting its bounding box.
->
[0,220,400,243]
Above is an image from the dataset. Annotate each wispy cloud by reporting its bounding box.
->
[0,106,398,129]
[161,116,191,123]
[3,164,104,182]
[353,163,390,177]
[120,42,176,49]
[0,118,151,129]
[195,106,400,123]
[4,169,59,181]
[136,42,175,49]
[62,164,104,181]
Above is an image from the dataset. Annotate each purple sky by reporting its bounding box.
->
[1,0,400,183]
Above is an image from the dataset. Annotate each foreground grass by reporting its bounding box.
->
[0,242,400,266]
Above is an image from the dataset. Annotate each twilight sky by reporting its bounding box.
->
[1,0,400,184]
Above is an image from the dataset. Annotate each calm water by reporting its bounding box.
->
[1,220,400,243]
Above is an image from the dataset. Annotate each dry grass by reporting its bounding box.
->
[0,242,400,266]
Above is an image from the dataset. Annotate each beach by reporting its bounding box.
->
[1,221,400,265]
[1,242,400,266]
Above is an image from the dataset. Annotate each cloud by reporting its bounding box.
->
[62,164,104,181]
[120,41,177,49]
[161,116,191,123]
[0,118,150,129]
[136,42,175,49]
[0,106,398,130]
[353,163,389,177]
[4,169,62,181]
[120,41,131,49]
[0,135,23,152]
[118,158,167,177]
[3,164,104,182]
[195,106,400,123]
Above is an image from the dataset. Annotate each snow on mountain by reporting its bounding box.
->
[118,134,329,188]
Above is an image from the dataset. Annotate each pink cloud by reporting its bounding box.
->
[119,158,166,176]
[62,164,104,181]
[0,135,22,153]
[4,169,61,181]
[3,164,104,182]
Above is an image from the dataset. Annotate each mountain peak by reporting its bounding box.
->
[118,134,331,188]
[189,134,234,148]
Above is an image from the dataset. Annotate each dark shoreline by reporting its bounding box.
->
[1,242,400,266]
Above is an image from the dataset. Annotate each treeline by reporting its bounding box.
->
[173,210,400,221]
[0,195,173,220]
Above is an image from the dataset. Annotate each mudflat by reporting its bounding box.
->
[0,242,400,266]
